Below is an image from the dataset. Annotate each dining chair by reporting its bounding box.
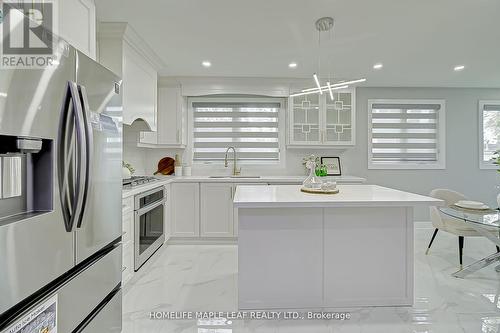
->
[426,188,499,269]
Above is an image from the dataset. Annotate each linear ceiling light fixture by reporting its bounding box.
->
[290,17,366,98]
[327,81,334,100]
[313,73,323,94]
[301,78,367,92]
[290,85,349,97]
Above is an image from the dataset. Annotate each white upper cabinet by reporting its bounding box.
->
[98,22,162,131]
[289,93,321,144]
[58,0,96,59]
[288,88,355,146]
[122,42,157,130]
[138,86,186,147]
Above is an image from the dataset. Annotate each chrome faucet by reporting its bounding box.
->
[224,146,241,176]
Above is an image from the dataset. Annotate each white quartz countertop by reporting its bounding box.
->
[233,184,444,208]
[122,175,366,198]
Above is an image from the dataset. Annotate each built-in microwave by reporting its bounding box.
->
[134,186,165,270]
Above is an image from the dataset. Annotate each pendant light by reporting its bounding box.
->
[290,17,366,98]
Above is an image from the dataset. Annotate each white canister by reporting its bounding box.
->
[183,166,192,176]
[174,166,183,176]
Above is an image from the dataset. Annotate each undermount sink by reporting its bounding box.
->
[209,176,261,179]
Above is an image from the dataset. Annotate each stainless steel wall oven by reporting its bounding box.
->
[134,186,166,270]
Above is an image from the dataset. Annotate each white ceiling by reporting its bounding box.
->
[95,0,500,87]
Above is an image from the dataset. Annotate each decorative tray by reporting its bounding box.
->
[300,187,339,194]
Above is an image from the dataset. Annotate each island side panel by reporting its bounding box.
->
[238,208,323,310]
[323,207,414,307]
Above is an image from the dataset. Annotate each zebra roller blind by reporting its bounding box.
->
[192,100,281,162]
[481,101,500,165]
[370,101,444,164]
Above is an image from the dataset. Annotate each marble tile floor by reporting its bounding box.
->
[123,225,500,333]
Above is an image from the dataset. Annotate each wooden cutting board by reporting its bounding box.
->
[153,157,175,175]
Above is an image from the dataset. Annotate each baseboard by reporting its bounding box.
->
[166,237,238,245]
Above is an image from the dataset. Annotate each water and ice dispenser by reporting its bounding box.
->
[0,135,53,222]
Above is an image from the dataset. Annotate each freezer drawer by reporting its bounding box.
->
[0,245,122,333]
[57,244,122,332]
[77,289,122,333]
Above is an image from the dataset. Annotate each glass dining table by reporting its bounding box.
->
[439,206,500,278]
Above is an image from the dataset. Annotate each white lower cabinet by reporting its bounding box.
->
[200,183,234,237]
[171,183,200,237]
[122,240,134,285]
[164,184,171,240]
[122,209,133,244]
[122,200,134,285]
[169,182,300,241]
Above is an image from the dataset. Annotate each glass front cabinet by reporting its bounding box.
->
[288,88,355,146]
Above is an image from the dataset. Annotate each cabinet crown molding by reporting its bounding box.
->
[98,22,165,70]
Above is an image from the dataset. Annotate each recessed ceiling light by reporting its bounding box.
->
[288,62,297,68]
[454,65,465,71]
[202,61,211,67]
[373,63,383,70]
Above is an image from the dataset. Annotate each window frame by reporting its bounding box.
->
[367,99,446,170]
[479,100,500,170]
[187,96,287,169]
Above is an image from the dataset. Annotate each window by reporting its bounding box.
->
[479,101,500,169]
[368,99,446,169]
[190,97,284,164]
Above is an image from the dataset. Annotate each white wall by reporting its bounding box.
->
[123,86,500,219]
[347,87,500,219]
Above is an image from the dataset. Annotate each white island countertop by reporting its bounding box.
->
[234,184,444,208]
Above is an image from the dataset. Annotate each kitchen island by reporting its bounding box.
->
[233,184,443,309]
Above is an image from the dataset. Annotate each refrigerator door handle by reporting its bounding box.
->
[57,81,86,232]
[76,84,93,228]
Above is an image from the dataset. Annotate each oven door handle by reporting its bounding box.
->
[135,198,166,216]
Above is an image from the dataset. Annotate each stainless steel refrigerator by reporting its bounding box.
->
[0,28,123,332]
